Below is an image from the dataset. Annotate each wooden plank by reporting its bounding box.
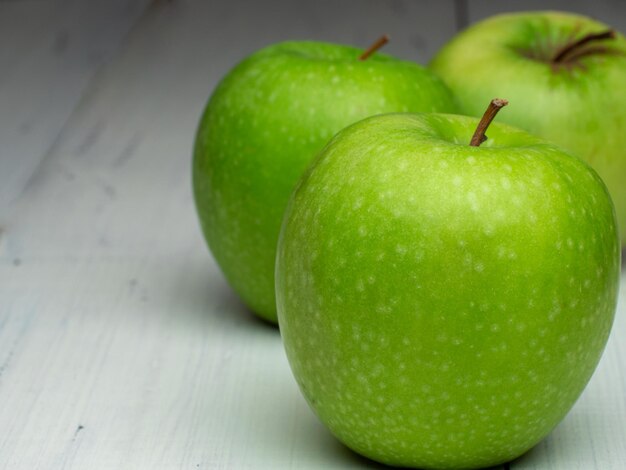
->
[0,0,462,468]
[0,0,151,217]
[5,0,625,468]
[206,0,458,66]
[465,0,626,33]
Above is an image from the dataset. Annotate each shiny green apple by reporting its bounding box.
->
[192,40,457,323]
[430,11,626,244]
[276,109,620,468]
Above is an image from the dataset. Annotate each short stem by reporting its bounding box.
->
[552,29,615,63]
[469,98,508,147]
[358,35,390,60]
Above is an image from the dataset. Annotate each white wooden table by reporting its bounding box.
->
[1,1,625,468]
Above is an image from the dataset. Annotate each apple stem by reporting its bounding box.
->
[469,98,509,147]
[552,29,616,63]
[358,35,390,60]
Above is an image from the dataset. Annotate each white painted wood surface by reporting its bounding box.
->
[466,0,626,34]
[0,1,624,468]
[0,0,151,217]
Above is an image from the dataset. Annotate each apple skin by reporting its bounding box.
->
[276,113,620,468]
[193,41,458,323]
[429,11,626,245]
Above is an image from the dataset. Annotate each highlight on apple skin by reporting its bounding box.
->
[276,111,620,469]
[429,10,626,245]
[193,40,458,323]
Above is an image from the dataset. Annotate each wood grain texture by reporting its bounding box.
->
[0,1,459,468]
[0,0,624,469]
[0,0,151,218]
[466,0,626,33]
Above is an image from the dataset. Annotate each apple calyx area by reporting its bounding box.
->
[469,98,509,147]
[358,35,390,60]
[552,29,616,64]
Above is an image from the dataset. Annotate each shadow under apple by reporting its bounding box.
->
[164,251,278,336]
[174,252,615,469]
[255,369,512,469]
[181,256,512,469]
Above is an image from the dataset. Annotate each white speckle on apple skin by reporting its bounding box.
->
[467,191,480,212]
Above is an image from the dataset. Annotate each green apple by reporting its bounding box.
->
[429,11,626,245]
[276,104,620,468]
[193,40,458,323]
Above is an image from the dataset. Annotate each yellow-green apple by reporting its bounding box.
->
[430,11,626,244]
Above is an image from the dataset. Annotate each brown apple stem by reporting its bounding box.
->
[358,35,390,60]
[552,29,615,63]
[469,98,509,147]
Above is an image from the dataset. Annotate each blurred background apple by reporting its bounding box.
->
[430,11,626,244]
